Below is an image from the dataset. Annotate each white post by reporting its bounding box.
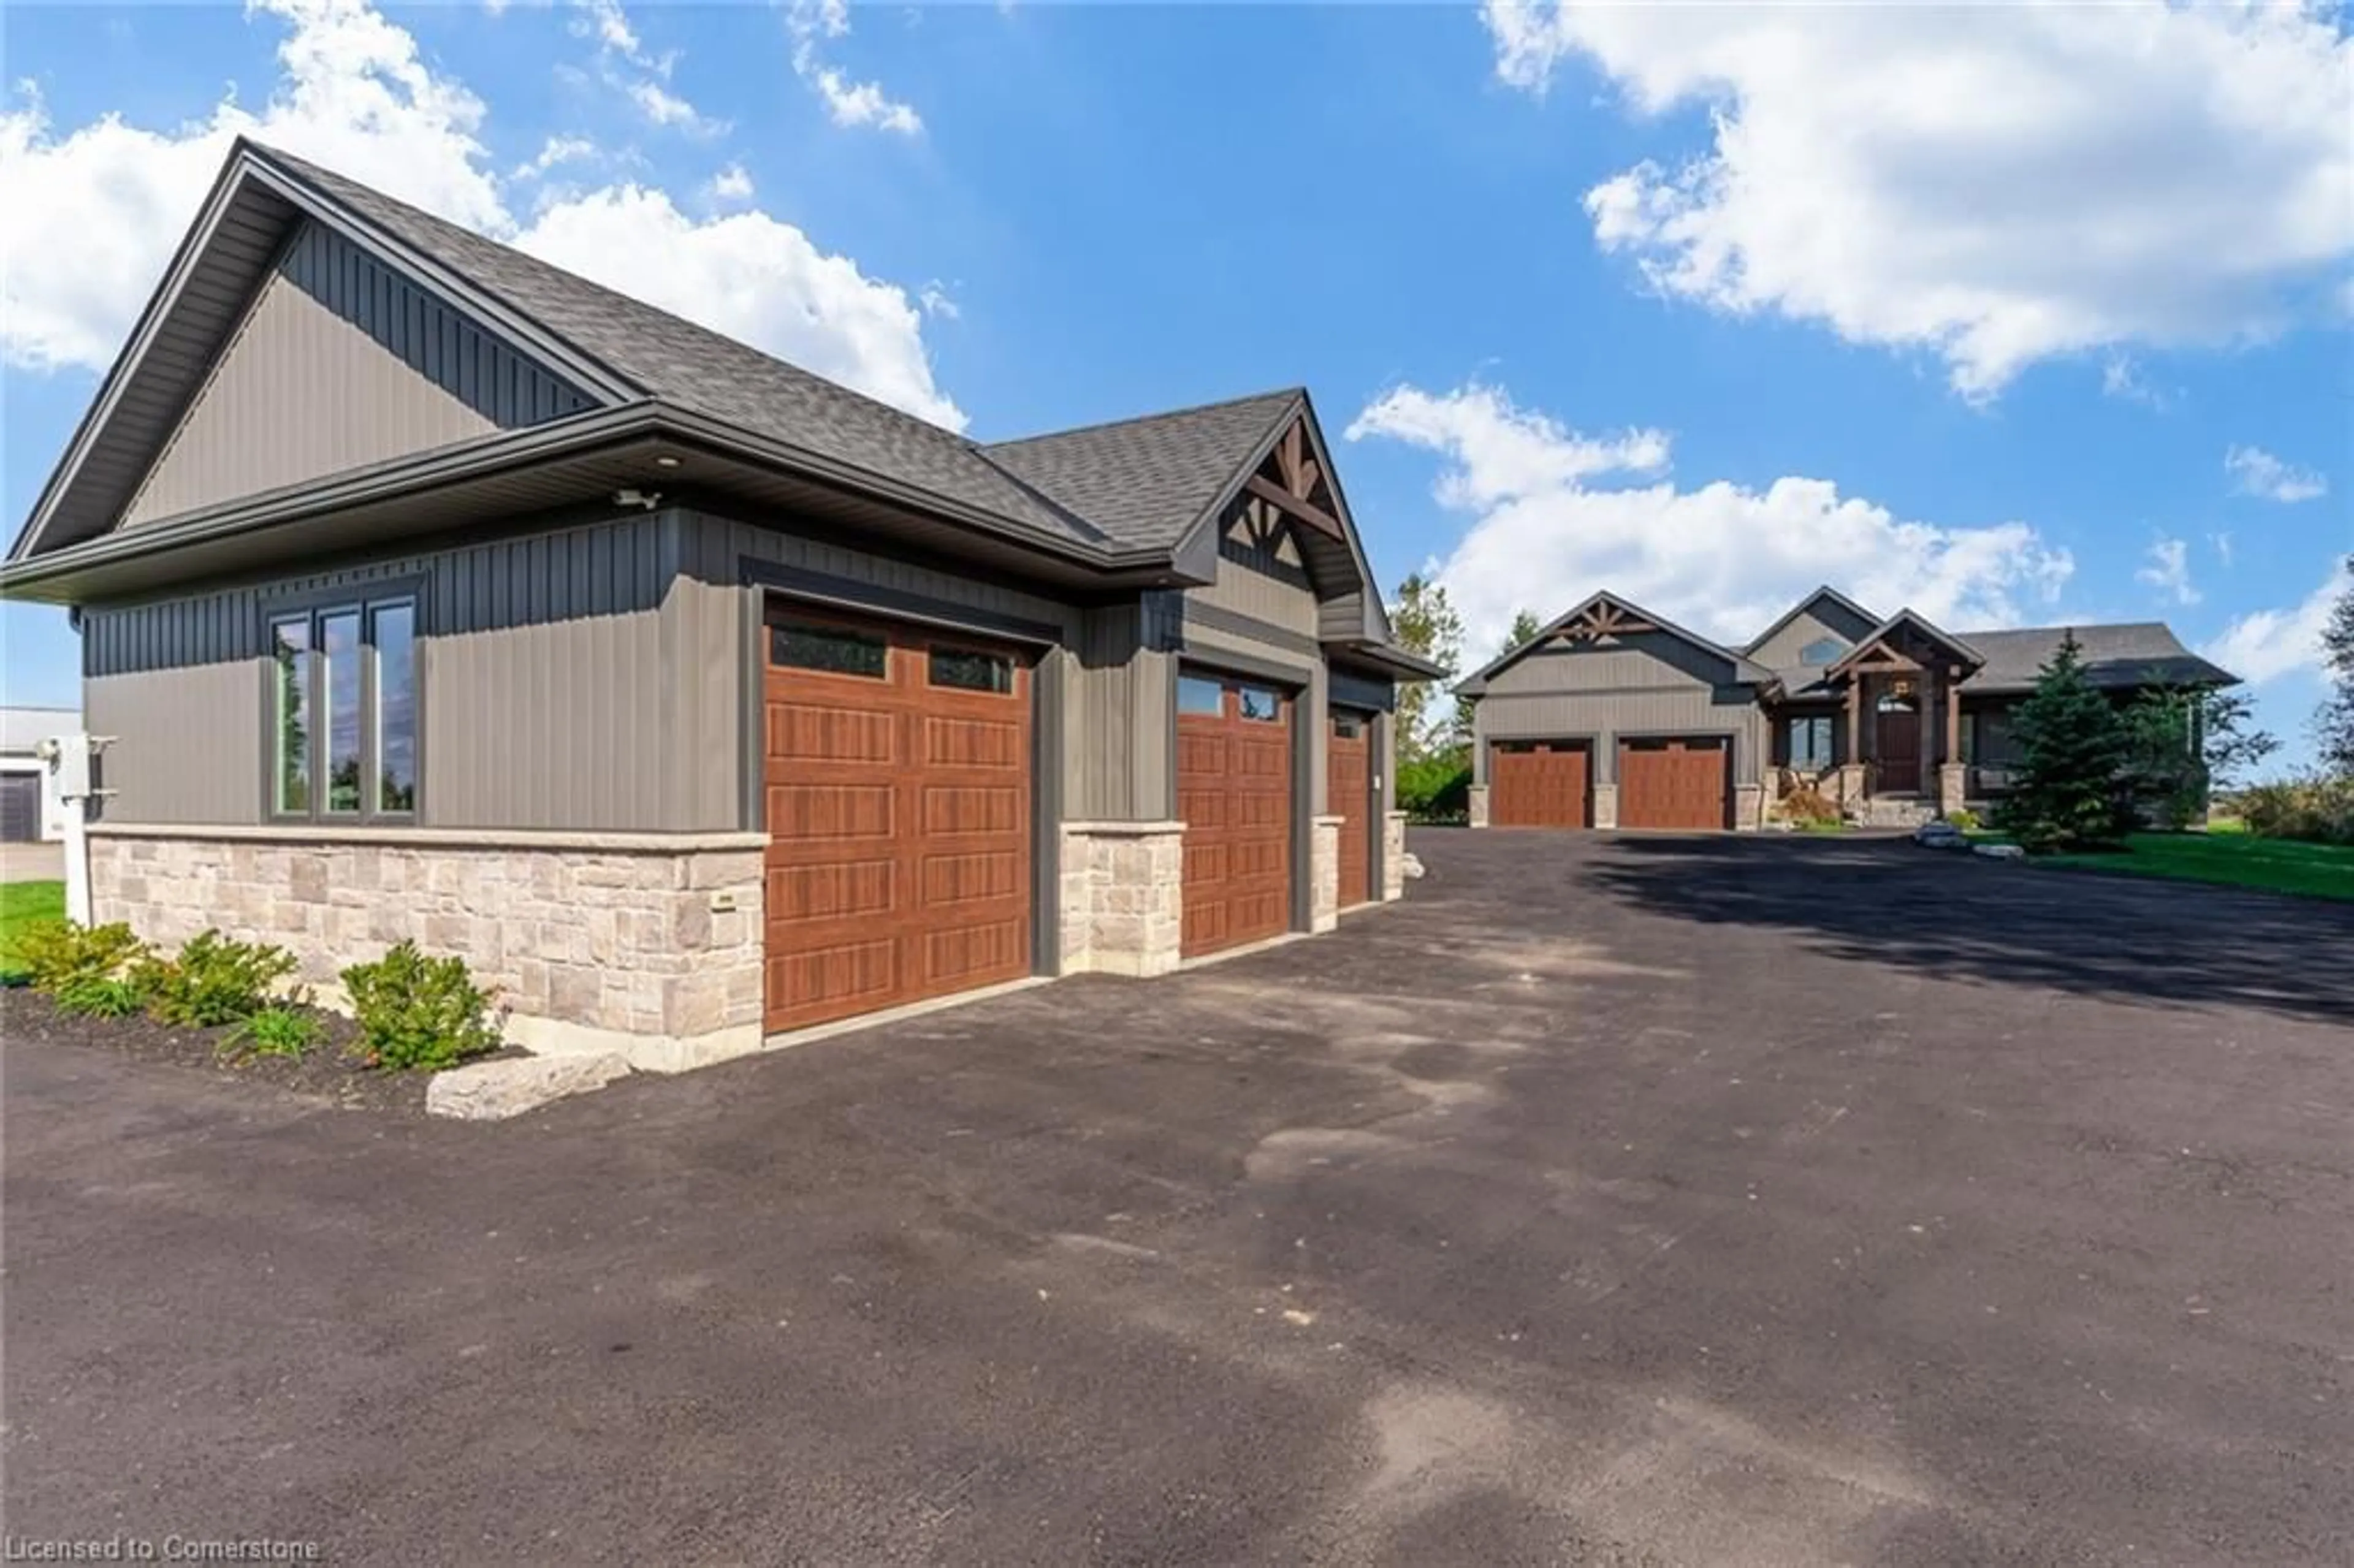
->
[37,733,112,927]
[62,790,91,926]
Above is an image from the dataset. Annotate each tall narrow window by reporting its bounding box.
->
[267,593,420,822]
[271,616,311,814]
[373,603,417,813]
[322,610,362,814]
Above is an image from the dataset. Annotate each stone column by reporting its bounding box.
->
[1591,783,1619,829]
[1059,821,1186,978]
[1381,812,1407,901]
[1834,763,1865,808]
[1309,815,1343,933]
[1467,785,1491,829]
[1734,783,1766,831]
[1938,763,1968,817]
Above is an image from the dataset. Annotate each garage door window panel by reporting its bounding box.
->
[772,620,888,679]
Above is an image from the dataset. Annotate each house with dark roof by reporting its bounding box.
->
[0,140,1439,1068]
[1455,586,2234,832]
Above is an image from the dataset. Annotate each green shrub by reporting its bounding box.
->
[341,941,501,1071]
[2237,776,2354,845]
[1943,807,1983,832]
[1397,753,1472,823]
[140,929,299,1027]
[219,1005,322,1060]
[13,919,150,999]
[55,976,150,1019]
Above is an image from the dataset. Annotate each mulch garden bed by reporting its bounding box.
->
[1,986,441,1116]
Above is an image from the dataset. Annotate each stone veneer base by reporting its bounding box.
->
[1309,815,1343,934]
[1381,812,1407,902]
[1059,821,1185,978]
[1466,784,1491,829]
[88,826,767,1073]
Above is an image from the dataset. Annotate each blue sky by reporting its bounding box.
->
[4,0,2349,764]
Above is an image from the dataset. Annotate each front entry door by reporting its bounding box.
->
[1875,697,1921,793]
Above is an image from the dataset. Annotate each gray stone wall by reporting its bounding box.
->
[87,830,765,1070]
[1382,812,1407,902]
[1309,816,1341,933]
[1058,823,1184,977]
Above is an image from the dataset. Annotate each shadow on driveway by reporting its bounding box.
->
[1571,831,2354,1029]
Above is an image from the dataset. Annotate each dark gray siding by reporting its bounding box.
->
[1065,599,1173,821]
[85,515,678,829]
[121,221,592,529]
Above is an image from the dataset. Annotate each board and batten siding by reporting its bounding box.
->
[672,507,1111,826]
[121,221,593,531]
[1746,599,1879,670]
[84,514,690,831]
[1471,633,1766,786]
[1063,600,1174,821]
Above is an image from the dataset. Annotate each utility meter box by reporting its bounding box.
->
[36,733,107,802]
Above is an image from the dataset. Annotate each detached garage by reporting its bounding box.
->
[1456,593,1770,834]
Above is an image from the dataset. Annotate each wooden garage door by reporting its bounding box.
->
[1178,674,1293,957]
[1328,710,1371,909]
[1617,737,1731,831]
[762,611,1031,1033]
[1490,740,1590,828]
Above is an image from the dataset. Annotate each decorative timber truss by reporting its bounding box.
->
[1240,419,1347,542]
[1551,597,1658,645]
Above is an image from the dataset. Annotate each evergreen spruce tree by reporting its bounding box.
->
[2001,633,2131,851]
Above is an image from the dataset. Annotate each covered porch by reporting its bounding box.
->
[1767,611,1990,818]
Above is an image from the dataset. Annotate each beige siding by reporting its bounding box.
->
[1483,634,1720,696]
[1193,551,1318,637]
[86,663,259,825]
[124,272,494,527]
[1748,601,1878,669]
[123,220,588,530]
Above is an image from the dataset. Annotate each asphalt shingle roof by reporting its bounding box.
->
[981,390,1304,550]
[1956,623,2235,690]
[259,147,1110,549]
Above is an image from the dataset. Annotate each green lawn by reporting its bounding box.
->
[0,881,66,976]
[2033,832,2354,902]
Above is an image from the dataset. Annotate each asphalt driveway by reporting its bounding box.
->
[7,830,2351,1564]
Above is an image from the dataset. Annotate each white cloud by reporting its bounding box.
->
[0,0,962,428]
[514,134,596,179]
[2211,531,2236,569]
[918,281,959,321]
[518,188,963,428]
[707,161,755,203]
[566,0,724,134]
[1347,380,2074,653]
[2224,444,2327,504]
[1482,2,2354,398]
[788,0,923,135]
[2136,536,2200,606]
[2205,566,2341,683]
[2100,356,2174,412]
